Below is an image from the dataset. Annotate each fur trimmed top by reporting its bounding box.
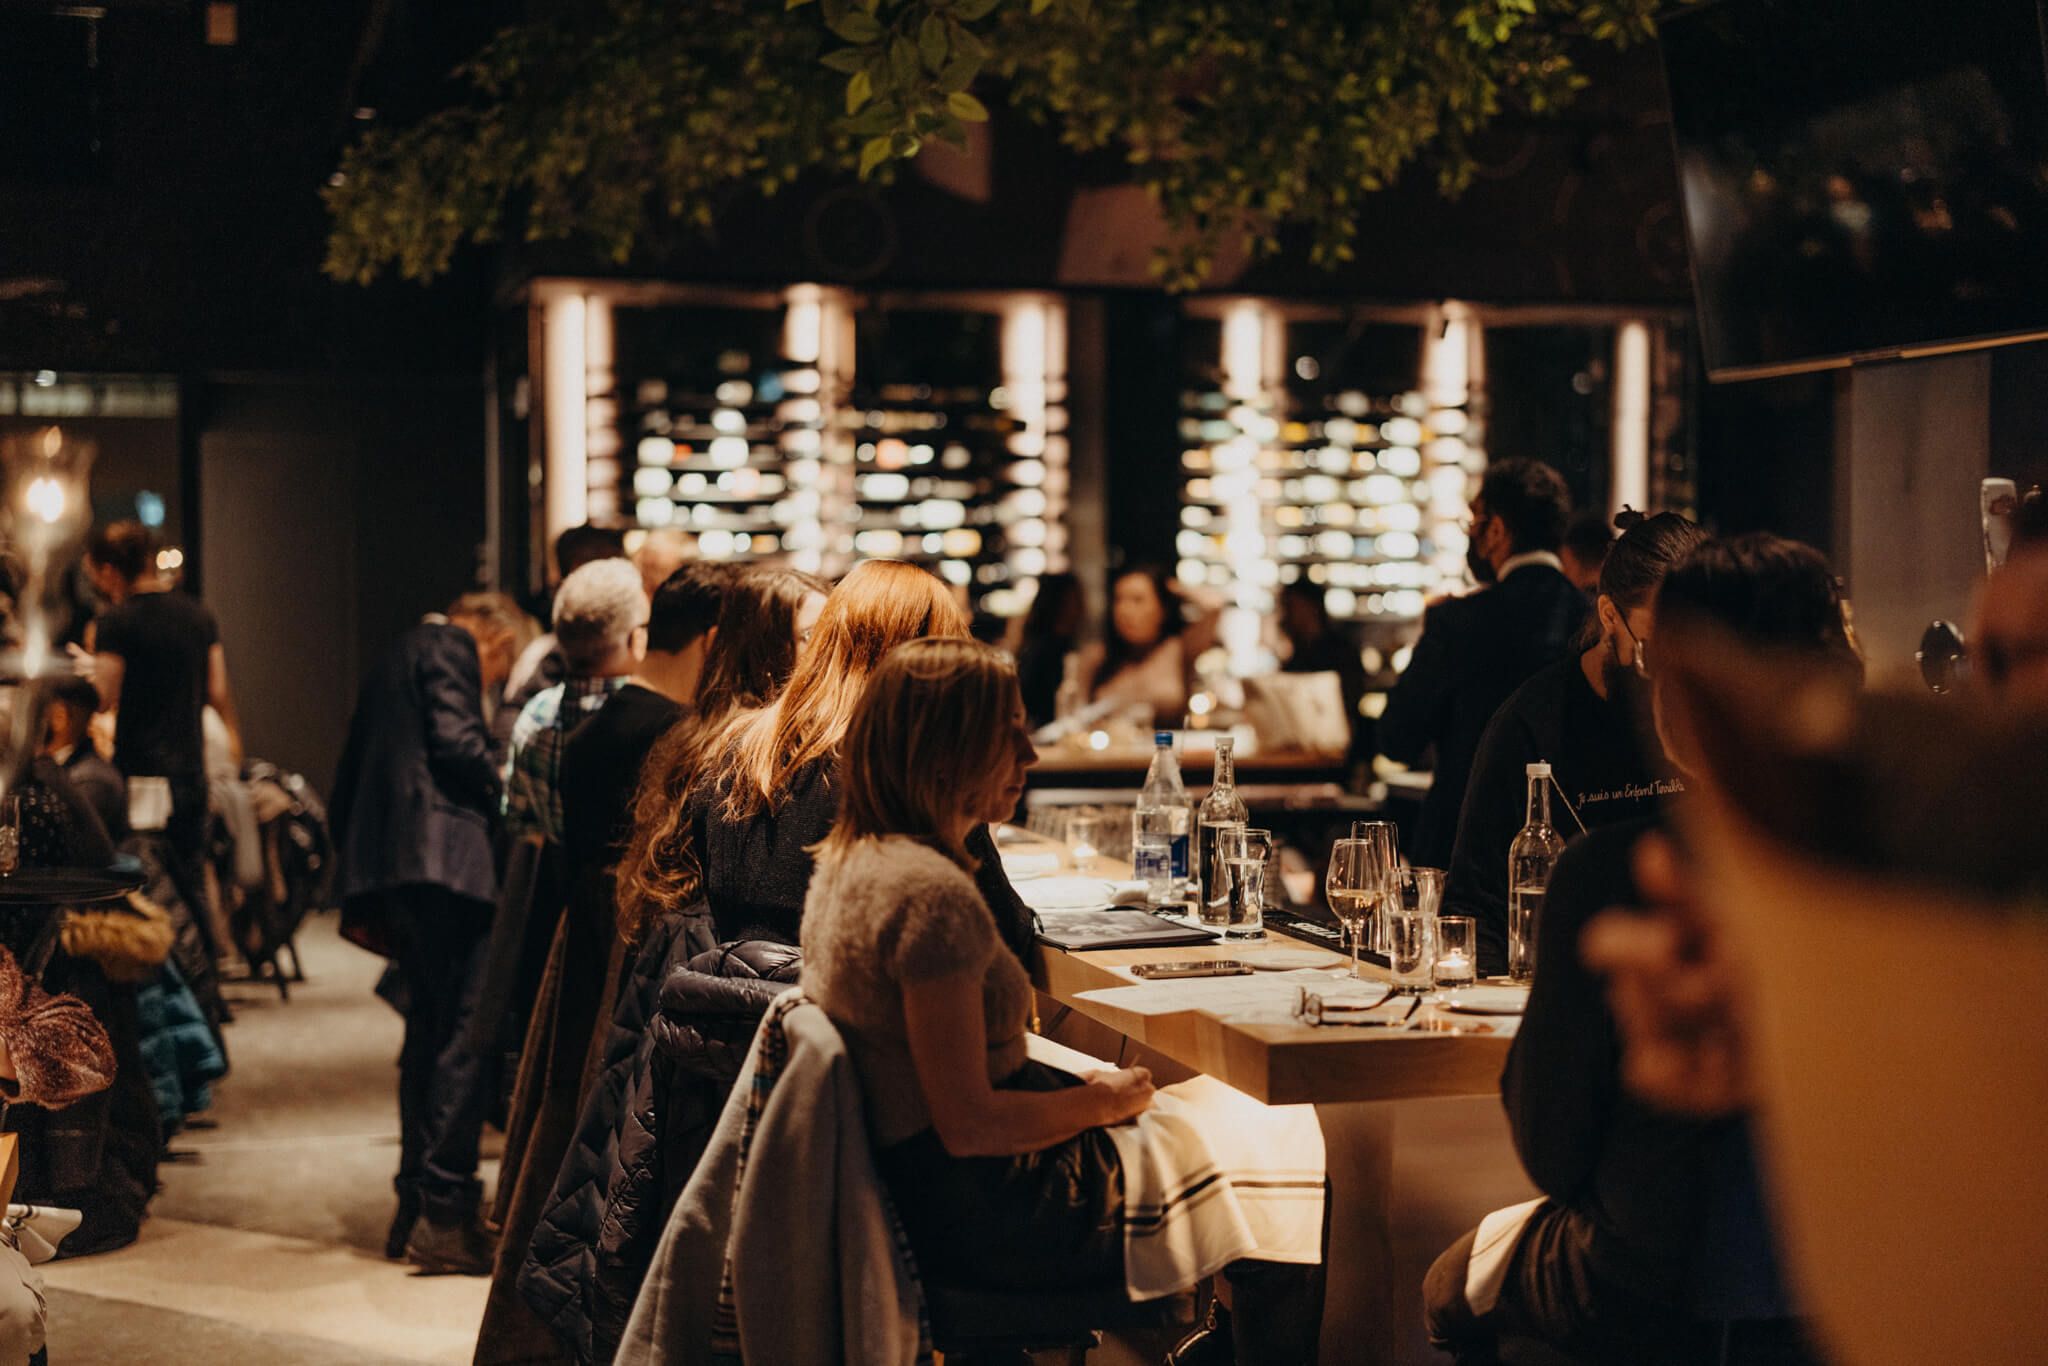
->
[800,835,1033,1146]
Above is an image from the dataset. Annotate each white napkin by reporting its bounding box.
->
[1464,1198,1545,1315]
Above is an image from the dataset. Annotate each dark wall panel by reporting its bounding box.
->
[200,377,484,788]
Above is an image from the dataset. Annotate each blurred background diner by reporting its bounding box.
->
[2,0,2048,1362]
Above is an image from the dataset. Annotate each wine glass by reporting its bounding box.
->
[1325,839,1379,979]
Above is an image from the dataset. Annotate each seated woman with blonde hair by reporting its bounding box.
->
[802,637,1326,1364]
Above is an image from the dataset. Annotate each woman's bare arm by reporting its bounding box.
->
[903,970,1152,1157]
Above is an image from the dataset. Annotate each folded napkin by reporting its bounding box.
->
[1023,1036,1326,1301]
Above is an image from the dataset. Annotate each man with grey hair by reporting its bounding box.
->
[501,556,648,849]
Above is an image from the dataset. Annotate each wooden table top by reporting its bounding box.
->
[1010,832,1514,1107]
[1037,940,1514,1106]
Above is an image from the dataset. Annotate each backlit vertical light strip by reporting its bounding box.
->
[583,296,619,523]
[778,284,843,574]
[542,292,589,550]
[1610,319,1652,518]
[1217,299,1280,677]
[1422,301,1485,598]
[1000,295,1069,591]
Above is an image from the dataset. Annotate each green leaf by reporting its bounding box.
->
[845,100,902,136]
[952,0,1000,19]
[859,135,892,178]
[1030,0,1053,13]
[845,68,872,114]
[937,54,979,92]
[919,14,949,72]
[889,35,920,85]
[947,90,990,122]
[819,48,868,73]
[826,8,884,43]
[951,24,988,63]
[786,0,814,8]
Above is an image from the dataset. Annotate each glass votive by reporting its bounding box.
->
[1434,915,1477,990]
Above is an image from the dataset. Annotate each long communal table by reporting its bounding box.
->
[1021,846,1536,1366]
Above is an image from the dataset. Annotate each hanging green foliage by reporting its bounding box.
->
[323,0,1660,289]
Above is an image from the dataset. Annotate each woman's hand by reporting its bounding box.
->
[1083,1065,1155,1124]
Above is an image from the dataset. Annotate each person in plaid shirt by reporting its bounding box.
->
[501,558,648,848]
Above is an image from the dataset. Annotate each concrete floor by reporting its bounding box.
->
[42,913,496,1364]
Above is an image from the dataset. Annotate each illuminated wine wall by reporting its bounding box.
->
[536,282,1067,614]
[1175,300,1485,676]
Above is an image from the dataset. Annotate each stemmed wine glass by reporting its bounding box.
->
[1325,839,1380,980]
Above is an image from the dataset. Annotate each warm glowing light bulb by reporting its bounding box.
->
[25,476,65,524]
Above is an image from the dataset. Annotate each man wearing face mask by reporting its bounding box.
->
[1437,510,1707,976]
[1379,458,1586,869]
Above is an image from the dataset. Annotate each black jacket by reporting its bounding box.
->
[330,622,501,909]
[1377,563,1588,867]
[518,915,803,1363]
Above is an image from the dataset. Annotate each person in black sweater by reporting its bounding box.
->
[557,563,729,902]
[1440,510,1707,975]
[87,519,246,953]
[1378,459,1587,868]
[1425,534,1857,1366]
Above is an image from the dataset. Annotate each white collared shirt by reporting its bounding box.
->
[1497,551,1566,580]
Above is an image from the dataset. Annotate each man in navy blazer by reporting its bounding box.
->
[330,592,520,1273]
[1379,459,1588,869]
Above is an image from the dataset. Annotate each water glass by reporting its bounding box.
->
[1434,915,1477,990]
[1386,866,1445,993]
[1345,822,1399,952]
[1067,808,1106,875]
[1220,826,1272,941]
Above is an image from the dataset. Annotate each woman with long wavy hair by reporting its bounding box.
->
[613,566,827,946]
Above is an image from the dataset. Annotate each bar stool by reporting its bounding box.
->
[926,1281,1198,1365]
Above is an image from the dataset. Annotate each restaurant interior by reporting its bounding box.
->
[2,0,2047,1363]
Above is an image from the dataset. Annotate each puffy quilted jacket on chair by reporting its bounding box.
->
[519,916,800,1364]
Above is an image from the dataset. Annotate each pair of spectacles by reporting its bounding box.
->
[1295,987,1421,1028]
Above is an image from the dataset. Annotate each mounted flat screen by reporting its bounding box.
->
[1660,0,2048,380]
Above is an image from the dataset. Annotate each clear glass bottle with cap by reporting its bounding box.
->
[1507,761,1565,984]
[1196,736,1249,927]
[1133,732,1192,910]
